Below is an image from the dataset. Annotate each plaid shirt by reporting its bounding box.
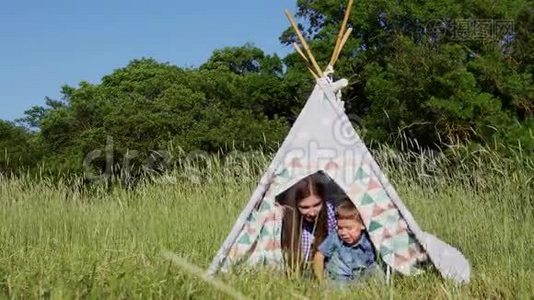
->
[301,200,337,261]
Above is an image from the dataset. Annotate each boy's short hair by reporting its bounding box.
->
[336,198,363,223]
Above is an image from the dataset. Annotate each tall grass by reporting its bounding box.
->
[0,145,532,299]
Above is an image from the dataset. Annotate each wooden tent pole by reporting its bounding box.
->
[292,43,319,79]
[284,10,324,77]
[328,0,354,68]
[292,42,310,64]
[331,27,353,66]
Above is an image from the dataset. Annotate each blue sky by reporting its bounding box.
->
[0,0,297,121]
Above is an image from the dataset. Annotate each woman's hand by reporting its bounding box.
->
[312,252,325,283]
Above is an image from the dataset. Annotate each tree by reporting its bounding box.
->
[201,44,284,76]
[0,120,41,173]
[282,0,533,150]
[19,52,291,176]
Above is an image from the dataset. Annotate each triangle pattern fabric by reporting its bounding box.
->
[368,220,383,232]
[207,78,471,284]
[360,193,375,205]
[354,167,369,180]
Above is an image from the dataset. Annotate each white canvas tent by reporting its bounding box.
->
[207,4,470,284]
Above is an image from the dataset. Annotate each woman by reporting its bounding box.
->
[278,172,337,270]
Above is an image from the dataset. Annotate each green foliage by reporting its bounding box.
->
[12,52,292,175]
[201,43,284,76]
[0,120,42,174]
[286,0,533,150]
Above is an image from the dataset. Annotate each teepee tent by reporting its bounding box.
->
[207,4,470,284]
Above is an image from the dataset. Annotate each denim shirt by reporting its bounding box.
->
[318,231,376,281]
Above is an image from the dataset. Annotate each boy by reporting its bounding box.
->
[313,198,383,286]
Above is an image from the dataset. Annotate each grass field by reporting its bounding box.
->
[1,147,533,299]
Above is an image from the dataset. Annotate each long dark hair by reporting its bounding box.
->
[278,172,329,271]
